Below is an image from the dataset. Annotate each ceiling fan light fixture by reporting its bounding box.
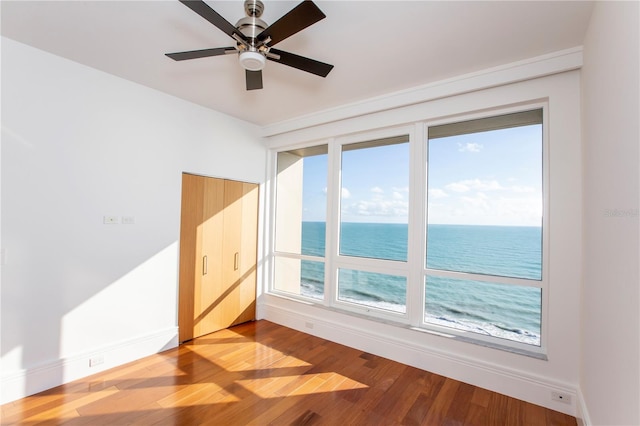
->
[239,50,266,71]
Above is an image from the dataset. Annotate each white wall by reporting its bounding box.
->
[262,54,584,416]
[581,2,640,425]
[0,37,266,403]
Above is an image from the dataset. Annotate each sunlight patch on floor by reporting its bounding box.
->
[237,372,368,398]
[23,386,119,422]
[157,382,238,407]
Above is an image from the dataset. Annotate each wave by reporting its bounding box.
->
[301,287,540,346]
[300,282,540,345]
[338,295,406,314]
[425,313,540,346]
[342,289,389,303]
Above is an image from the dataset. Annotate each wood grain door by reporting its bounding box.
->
[222,180,259,327]
[178,173,203,343]
[195,177,225,337]
[178,174,258,343]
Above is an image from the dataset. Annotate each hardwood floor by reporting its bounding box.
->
[1,320,576,425]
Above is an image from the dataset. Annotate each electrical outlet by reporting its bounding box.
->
[103,216,119,224]
[551,391,571,404]
[89,355,104,367]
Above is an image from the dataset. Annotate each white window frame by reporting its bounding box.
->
[270,139,331,303]
[419,103,549,355]
[328,125,415,321]
[268,103,549,356]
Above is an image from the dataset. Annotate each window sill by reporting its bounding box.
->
[266,291,547,361]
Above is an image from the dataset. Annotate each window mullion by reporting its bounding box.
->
[425,268,543,288]
[407,122,426,327]
[324,138,340,307]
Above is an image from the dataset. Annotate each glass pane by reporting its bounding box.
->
[302,221,326,257]
[301,260,325,300]
[275,146,327,256]
[340,223,407,262]
[425,275,541,346]
[426,119,542,280]
[338,269,406,313]
[340,137,409,261]
[274,257,324,301]
[427,225,541,280]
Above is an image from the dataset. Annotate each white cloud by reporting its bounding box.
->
[445,179,504,193]
[428,188,448,199]
[342,187,351,199]
[446,182,471,192]
[509,185,536,193]
[460,192,490,212]
[370,186,384,194]
[392,191,404,200]
[427,191,542,226]
[494,196,543,221]
[348,199,408,218]
[458,142,483,152]
[392,186,409,193]
[443,179,538,196]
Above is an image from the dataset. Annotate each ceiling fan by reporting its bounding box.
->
[166,0,334,90]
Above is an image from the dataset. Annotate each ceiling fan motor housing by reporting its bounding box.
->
[236,16,267,40]
[236,0,268,70]
[236,0,267,40]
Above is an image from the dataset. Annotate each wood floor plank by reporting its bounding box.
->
[444,381,475,424]
[465,402,489,426]
[524,401,552,426]
[422,377,461,424]
[402,392,433,425]
[487,391,511,425]
[1,320,577,426]
[22,386,120,423]
[471,385,493,408]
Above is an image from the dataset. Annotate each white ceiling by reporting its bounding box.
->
[1,1,594,127]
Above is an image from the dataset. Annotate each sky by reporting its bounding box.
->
[301,124,542,226]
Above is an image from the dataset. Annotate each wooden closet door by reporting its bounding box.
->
[179,174,258,342]
[238,182,259,325]
[195,177,225,337]
[221,180,258,328]
[178,173,204,343]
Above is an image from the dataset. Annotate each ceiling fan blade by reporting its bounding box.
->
[179,0,248,43]
[165,47,236,61]
[246,70,263,90]
[258,1,326,46]
[268,48,333,77]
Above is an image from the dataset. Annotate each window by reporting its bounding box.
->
[339,136,410,261]
[273,145,327,300]
[337,136,410,314]
[425,110,544,346]
[270,107,546,351]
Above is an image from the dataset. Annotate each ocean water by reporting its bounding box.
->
[300,221,542,346]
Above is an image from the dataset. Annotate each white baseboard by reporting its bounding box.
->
[0,327,178,405]
[576,388,592,426]
[259,299,578,417]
